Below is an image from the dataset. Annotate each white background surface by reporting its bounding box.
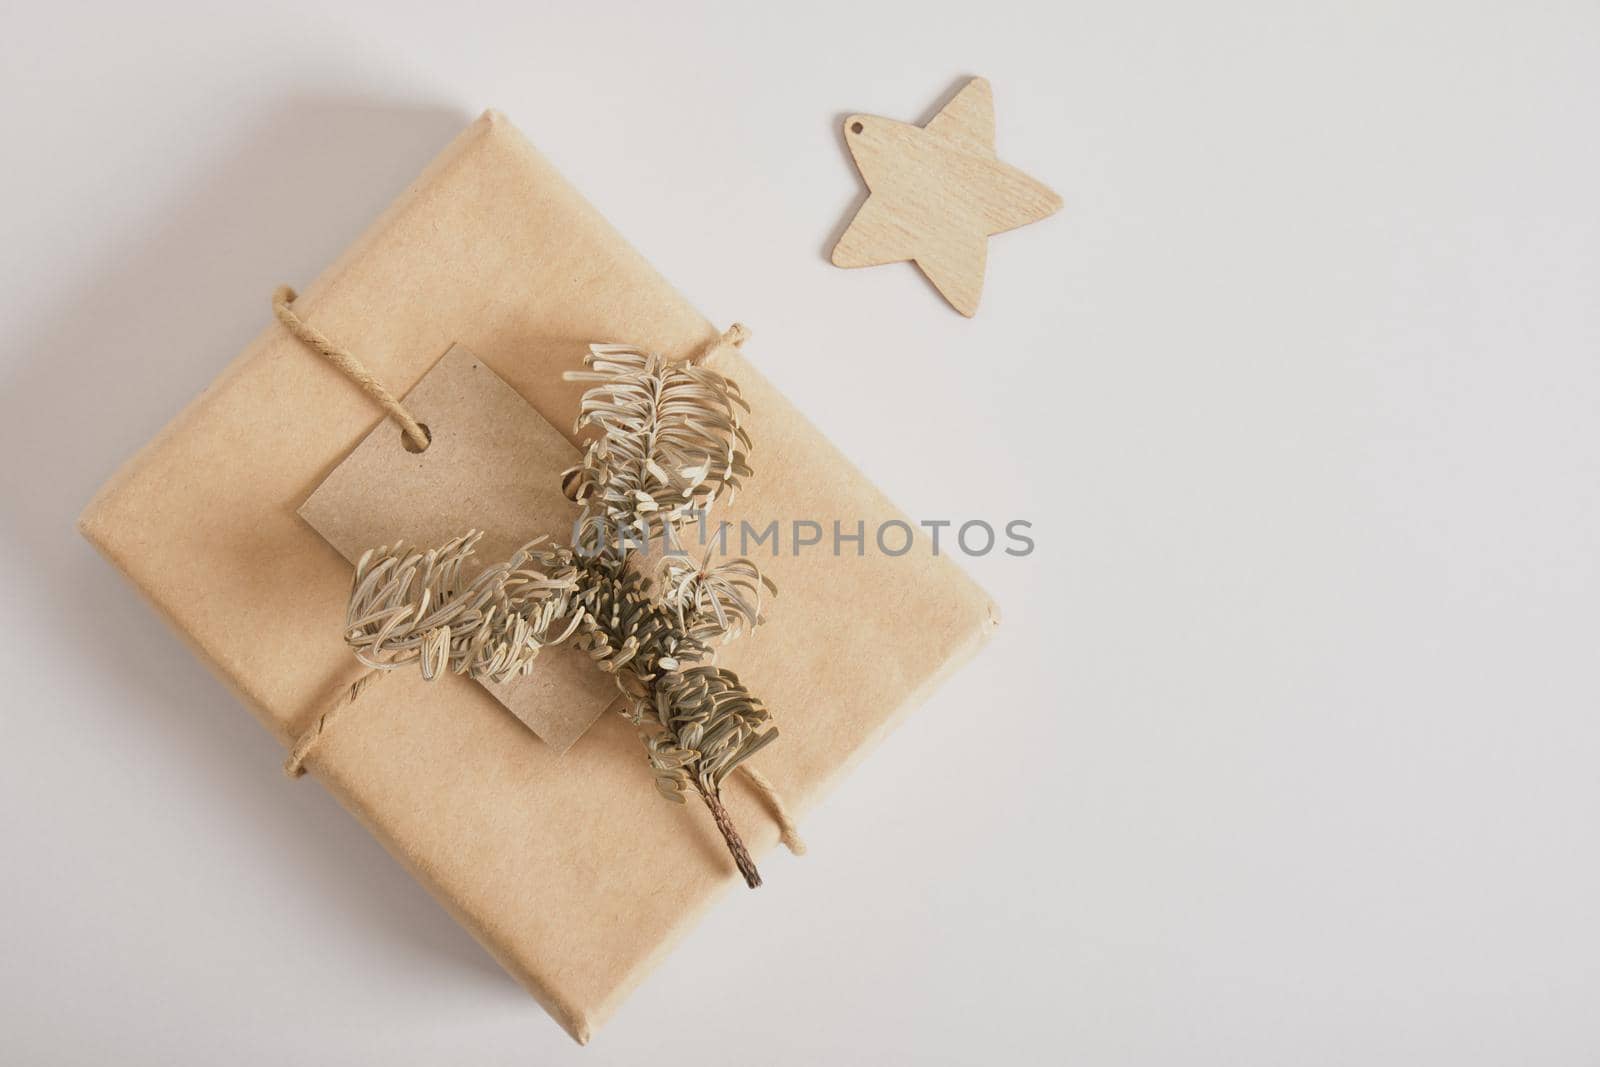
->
[3,3,1597,1063]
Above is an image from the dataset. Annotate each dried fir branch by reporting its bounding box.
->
[344,532,581,684]
[343,343,783,887]
[658,549,776,645]
[561,344,751,549]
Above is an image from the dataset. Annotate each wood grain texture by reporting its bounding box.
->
[831,77,1062,316]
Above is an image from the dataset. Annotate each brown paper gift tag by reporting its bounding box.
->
[298,343,613,752]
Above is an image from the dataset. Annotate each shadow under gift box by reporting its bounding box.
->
[77,110,997,1044]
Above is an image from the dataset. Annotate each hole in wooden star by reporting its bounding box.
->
[402,423,432,453]
[850,121,864,134]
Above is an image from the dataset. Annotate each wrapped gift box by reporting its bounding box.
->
[78,110,996,1043]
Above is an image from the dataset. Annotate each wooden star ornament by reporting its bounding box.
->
[830,77,1062,317]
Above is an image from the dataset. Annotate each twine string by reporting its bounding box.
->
[283,669,382,778]
[695,322,749,363]
[271,286,431,451]
[737,765,806,855]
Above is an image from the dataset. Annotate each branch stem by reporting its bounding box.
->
[696,783,762,888]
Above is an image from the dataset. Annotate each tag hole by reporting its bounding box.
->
[850,121,864,134]
[402,423,432,453]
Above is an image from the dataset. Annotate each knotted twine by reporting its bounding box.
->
[271,287,805,856]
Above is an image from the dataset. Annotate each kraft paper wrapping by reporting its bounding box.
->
[78,110,997,1044]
